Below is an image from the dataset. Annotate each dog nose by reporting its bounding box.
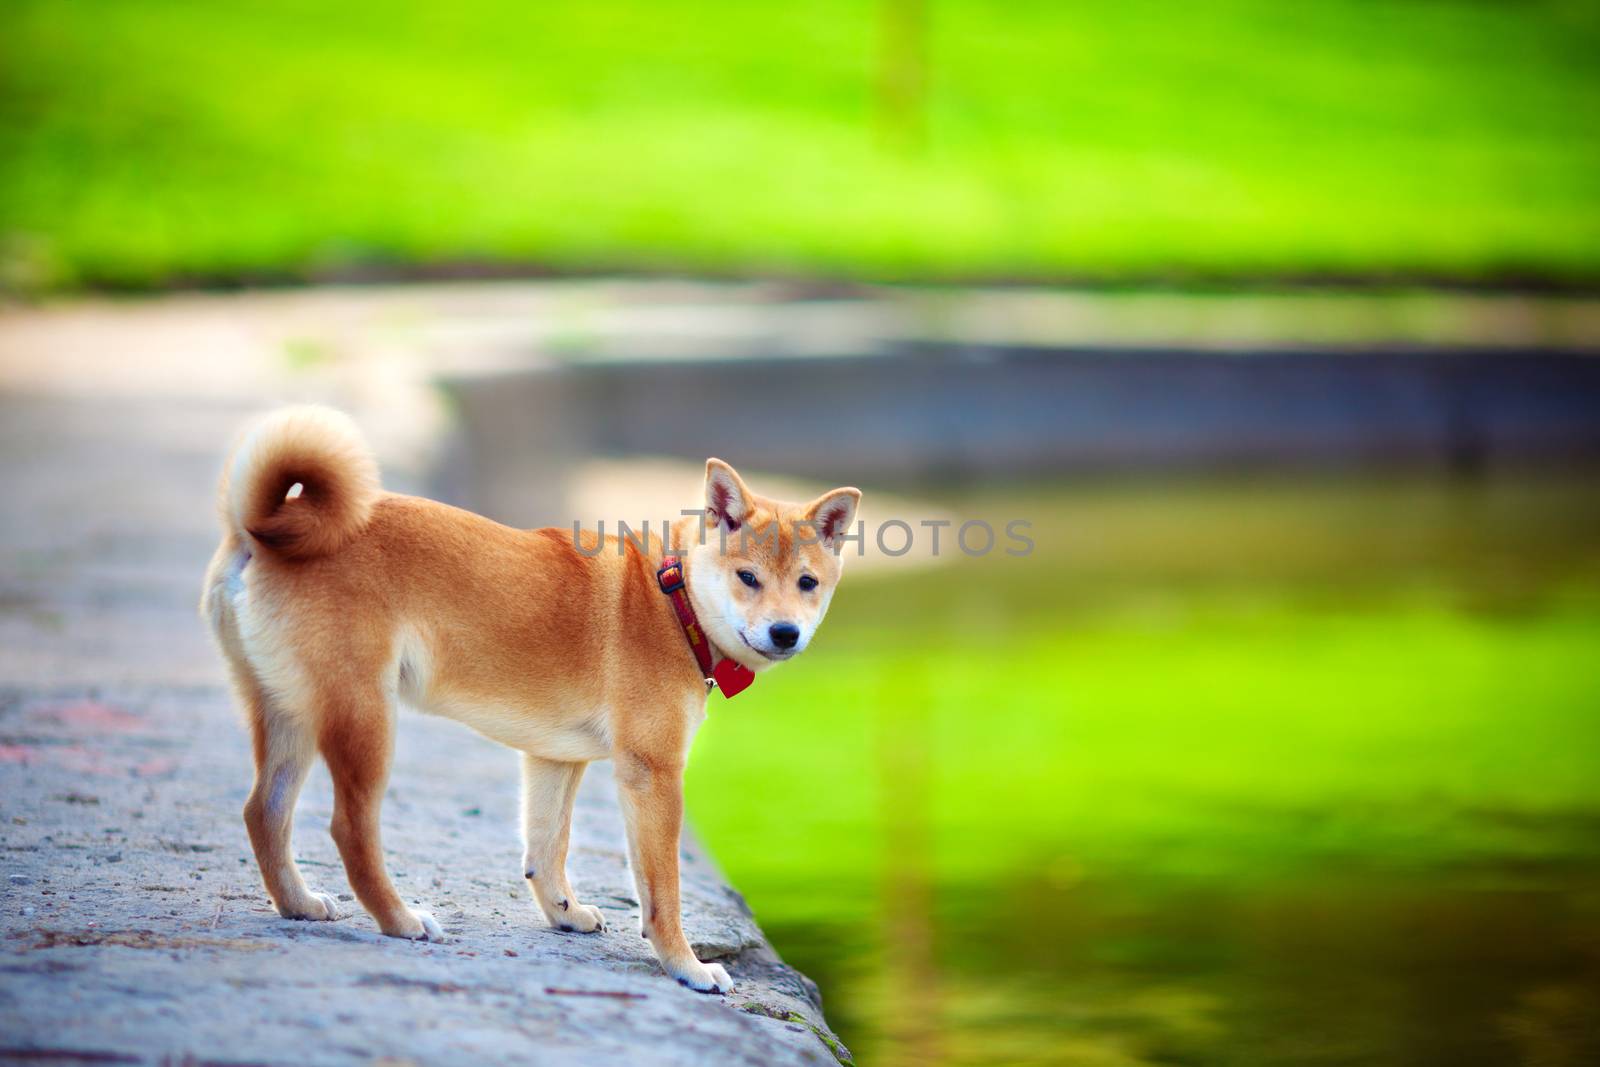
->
[769,622,801,650]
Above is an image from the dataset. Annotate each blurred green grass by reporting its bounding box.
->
[695,609,1600,1064]
[3,0,1600,290]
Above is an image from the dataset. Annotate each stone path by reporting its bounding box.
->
[0,302,849,1065]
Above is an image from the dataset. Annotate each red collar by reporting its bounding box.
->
[657,555,756,699]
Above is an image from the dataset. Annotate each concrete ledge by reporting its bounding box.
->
[0,686,846,1066]
[447,344,1600,489]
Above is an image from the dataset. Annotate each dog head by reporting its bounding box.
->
[685,459,860,671]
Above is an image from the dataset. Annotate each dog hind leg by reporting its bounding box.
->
[319,685,444,941]
[240,681,340,922]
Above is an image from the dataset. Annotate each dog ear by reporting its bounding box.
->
[804,487,861,549]
[704,459,755,532]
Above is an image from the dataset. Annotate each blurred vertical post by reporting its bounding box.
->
[875,663,942,1065]
[876,0,928,151]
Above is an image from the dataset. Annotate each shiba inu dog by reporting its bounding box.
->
[199,406,859,993]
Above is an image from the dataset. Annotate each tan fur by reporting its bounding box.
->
[224,406,380,560]
[200,406,859,993]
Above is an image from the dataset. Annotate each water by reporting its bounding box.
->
[684,474,1600,1065]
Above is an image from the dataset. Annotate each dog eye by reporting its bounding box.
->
[737,570,759,588]
[798,575,818,592]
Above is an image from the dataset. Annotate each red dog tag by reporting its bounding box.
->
[712,658,756,699]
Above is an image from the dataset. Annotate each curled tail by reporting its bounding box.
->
[222,405,380,560]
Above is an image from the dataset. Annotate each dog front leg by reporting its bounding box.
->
[521,754,603,933]
[615,751,733,993]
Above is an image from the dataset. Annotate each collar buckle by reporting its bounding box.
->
[656,559,686,595]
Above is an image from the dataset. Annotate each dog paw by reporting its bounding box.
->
[384,907,447,942]
[277,891,339,922]
[671,960,733,995]
[552,902,605,934]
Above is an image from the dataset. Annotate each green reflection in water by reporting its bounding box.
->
[685,476,1600,1065]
